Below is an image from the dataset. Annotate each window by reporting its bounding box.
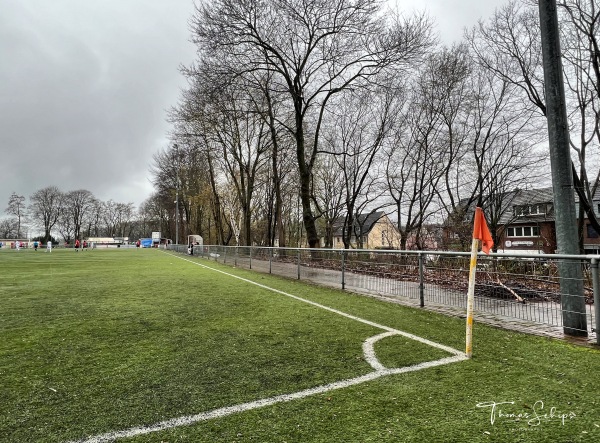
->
[507,226,540,237]
[514,204,546,217]
[514,206,528,217]
[587,224,599,239]
[532,205,545,215]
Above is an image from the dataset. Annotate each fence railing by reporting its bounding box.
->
[170,244,599,343]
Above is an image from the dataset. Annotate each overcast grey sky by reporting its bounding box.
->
[0,0,509,213]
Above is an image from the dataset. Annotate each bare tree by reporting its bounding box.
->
[386,54,452,251]
[191,0,433,247]
[558,0,600,245]
[466,0,600,244]
[57,206,76,243]
[312,154,346,248]
[248,66,296,247]
[321,86,397,248]
[0,218,18,238]
[168,70,244,245]
[29,186,63,242]
[84,198,104,238]
[5,192,27,238]
[138,193,167,237]
[60,189,95,241]
[447,65,546,250]
[212,86,271,246]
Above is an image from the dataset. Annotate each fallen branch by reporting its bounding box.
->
[496,277,526,303]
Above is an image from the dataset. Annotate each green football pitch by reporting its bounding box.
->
[1,248,598,442]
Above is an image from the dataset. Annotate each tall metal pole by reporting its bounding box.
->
[418,252,425,308]
[538,0,587,336]
[591,259,600,345]
[175,144,179,246]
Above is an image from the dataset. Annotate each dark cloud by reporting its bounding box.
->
[1,0,509,214]
[0,0,196,210]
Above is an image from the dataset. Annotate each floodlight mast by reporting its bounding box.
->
[538,0,587,336]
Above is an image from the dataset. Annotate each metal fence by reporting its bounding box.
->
[170,244,599,344]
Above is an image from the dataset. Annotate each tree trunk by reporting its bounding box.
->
[206,153,226,245]
[295,113,319,248]
[267,95,285,248]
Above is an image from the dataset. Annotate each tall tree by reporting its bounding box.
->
[191,0,433,247]
[0,218,18,238]
[212,84,271,246]
[386,51,457,250]
[5,192,27,238]
[466,0,600,246]
[62,190,95,241]
[29,186,62,242]
[441,63,546,250]
[322,86,397,248]
[312,154,346,248]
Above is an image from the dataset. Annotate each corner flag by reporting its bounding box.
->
[473,207,493,254]
[465,207,493,358]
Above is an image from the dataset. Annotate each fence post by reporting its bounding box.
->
[249,247,252,269]
[269,248,272,274]
[297,249,301,280]
[224,246,227,264]
[235,247,238,267]
[592,258,600,345]
[341,250,346,290]
[419,252,425,308]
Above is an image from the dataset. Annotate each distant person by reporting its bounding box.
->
[15,240,20,251]
[46,241,52,253]
[33,240,38,251]
[136,240,140,248]
[83,240,88,250]
[75,239,80,251]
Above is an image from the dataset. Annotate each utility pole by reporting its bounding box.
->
[538,0,587,336]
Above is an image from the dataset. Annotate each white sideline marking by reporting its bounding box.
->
[172,254,463,357]
[67,253,467,443]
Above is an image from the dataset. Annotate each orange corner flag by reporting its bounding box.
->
[473,207,494,254]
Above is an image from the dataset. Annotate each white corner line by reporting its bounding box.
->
[363,331,398,370]
[65,253,467,443]
[69,353,467,443]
